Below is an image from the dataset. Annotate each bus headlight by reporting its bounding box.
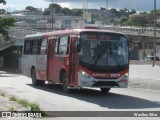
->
[80,71,91,78]
[125,73,129,77]
[120,73,129,83]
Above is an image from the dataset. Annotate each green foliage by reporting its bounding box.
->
[10,96,43,112]
[10,96,19,102]
[61,7,73,16]
[9,106,17,111]
[0,9,6,14]
[120,16,129,25]
[0,17,16,38]
[0,0,6,5]
[49,3,61,14]
[140,11,148,15]
[43,3,82,16]
[29,103,42,111]
[43,8,50,15]
[130,15,148,27]
[19,99,30,107]
[72,9,83,16]
[25,6,38,12]
[150,9,160,14]
[0,0,15,39]
[109,8,136,18]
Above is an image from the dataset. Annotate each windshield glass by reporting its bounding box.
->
[80,32,129,68]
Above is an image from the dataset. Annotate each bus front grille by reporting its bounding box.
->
[92,81,119,87]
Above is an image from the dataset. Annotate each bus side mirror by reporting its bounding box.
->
[77,44,81,52]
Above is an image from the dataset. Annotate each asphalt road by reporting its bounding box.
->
[0,65,160,113]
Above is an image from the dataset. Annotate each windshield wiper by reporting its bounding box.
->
[93,47,105,68]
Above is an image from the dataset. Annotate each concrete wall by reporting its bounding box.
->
[18,57,22,71]
[130,60,160,67]
[130,49,139,60]
[130,49,160,60]
[0,57,4,68]
[139,49,154,60]
[157,50,160,58]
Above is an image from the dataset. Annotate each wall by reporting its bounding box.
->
[0,57,4,68]
[139,49,154,60]
[130,49,157,60]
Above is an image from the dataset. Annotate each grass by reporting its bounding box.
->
[10,96,18,102]
[9,96,43,112]
[9,106,17,111]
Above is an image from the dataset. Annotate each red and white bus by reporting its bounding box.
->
[22,28,129,93]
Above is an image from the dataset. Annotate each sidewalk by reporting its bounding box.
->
[129,64,160,90]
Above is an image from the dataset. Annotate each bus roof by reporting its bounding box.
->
[25,32,45,39]
[25,29,126,39]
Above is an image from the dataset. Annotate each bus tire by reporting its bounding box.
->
[62,72,70,93]
[100,88,110,93]
[31,69,45,86]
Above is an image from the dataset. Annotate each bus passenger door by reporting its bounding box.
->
[69,36,79,85]
[47,37,56,81]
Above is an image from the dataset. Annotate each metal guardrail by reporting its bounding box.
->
[104,26,160,37]
[87,24,160,37]
[1,25,160,52]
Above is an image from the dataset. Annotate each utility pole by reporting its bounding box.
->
[153,0,157,67]
[106,0,108,10]
[51,0,53,30]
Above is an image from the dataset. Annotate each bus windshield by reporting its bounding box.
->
[80,32,129,72]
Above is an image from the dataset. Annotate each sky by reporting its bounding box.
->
[0,0,160,12]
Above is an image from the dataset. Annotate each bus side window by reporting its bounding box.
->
[32,39,39,54]
[55,38,59,54]
[58,36,69,55]
[24,40,31,55]
[40,38,48,55]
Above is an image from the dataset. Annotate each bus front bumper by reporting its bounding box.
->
[78,72,128,88]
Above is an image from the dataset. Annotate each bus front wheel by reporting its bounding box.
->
[100,88,110,93]
[31,69,45,86]
[62,72,70,93]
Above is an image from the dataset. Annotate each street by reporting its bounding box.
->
[0,64,160,113]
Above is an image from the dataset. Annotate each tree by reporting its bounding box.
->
[130,15,148,27]
[100,7,106,12]
[120,16,129,25]
[0,0,6,5]
[0,17,16,39]
[25,6,38,12]
[140,11,148,15]
[43,8,50,15]
[0,0,16,39]
[129,9,136,15]
[0,8,6,14]
[49,4,62,14]
[61,7,72,16]
[43,3,83,16]
[150,9,160,14]
[72,9,83,16]
[110,8,119,17]
[43,4,62,15]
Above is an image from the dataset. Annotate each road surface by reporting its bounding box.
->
[0,65,160,118]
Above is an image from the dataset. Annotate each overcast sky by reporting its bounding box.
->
[0,0,160,12]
